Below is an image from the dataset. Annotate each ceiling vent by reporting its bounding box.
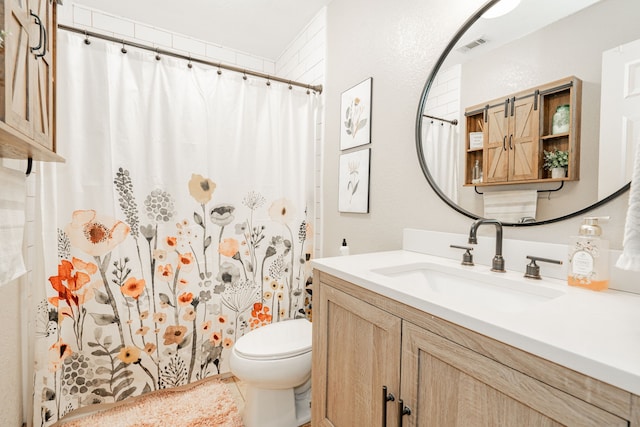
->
[457,37,487,53]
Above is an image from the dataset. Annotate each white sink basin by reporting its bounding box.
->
[371,262,566,313]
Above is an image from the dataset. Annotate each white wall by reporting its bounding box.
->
[322,0,630,258]
[275,9,327,257]
[58,3,277,75]
[424,64,461,125]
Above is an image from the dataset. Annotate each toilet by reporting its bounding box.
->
[229,318,312,427]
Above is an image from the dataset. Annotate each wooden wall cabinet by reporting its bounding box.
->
[313,270,638,427]
[0,0,62,162]
[464,76,580,187]
[484,96,539,183]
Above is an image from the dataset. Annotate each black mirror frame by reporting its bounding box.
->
[415,0,631,227]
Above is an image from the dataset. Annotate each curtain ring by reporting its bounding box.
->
[155,48,161,61]
[242,70,247,80]
[84,31,91,45]
[288,80,292,90]
[306,84,310,95]
[217,63,222,75]
[121,40,127,54]
[187,55,193,69]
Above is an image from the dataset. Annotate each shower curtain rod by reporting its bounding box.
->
[58,24,324,94]
[422,114,458,126]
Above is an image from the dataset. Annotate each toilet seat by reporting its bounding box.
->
[234,319,311,360]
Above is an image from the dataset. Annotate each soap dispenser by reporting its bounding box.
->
[568,217,610,291]
[339,238,350,256]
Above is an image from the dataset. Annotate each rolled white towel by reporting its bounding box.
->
[616,140,640,271]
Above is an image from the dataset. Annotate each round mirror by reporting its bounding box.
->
[416,0,636,226]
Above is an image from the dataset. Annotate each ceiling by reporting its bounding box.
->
[70,0,332,60]
[447,0,601,66]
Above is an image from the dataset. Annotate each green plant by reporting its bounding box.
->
[543,149,568,170]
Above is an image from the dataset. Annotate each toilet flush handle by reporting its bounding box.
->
[382,386,395,427]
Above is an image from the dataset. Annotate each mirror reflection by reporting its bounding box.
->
[418,0,639,224]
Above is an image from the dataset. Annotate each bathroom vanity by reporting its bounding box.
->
[311,231,640,426]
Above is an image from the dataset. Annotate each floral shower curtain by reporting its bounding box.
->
[33,31,316,426]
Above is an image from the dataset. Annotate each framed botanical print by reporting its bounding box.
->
[340,77,372,150]
[338,148,370,213]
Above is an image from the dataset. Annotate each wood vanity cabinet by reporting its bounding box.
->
[464,76,580,187]
[312,270,638,427]
[312,279,402,426]
[0,0,62,162]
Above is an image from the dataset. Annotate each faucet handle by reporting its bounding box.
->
[524,255,563,279]
[450,245,474,266]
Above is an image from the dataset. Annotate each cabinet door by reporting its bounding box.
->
[508,96,539,181]
[4,0,34,138]
[30,0,55,150]
[313,282,402,427]
[484,102,509,183]
[401,321,627,427]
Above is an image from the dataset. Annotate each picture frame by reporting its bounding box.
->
[338,148,370,213]
[340,77,372,150]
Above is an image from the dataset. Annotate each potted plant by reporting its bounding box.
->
[543,149,568,179]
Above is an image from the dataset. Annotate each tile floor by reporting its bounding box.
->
[223,376,311,427]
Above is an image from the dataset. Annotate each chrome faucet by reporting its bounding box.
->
[468,219,505,272]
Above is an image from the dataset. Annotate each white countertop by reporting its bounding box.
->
[312,249,640,396]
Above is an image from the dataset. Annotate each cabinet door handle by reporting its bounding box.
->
[509,134,513,150]
[37,20,48,58]
[382,386,395,427]
[502,135,507,151]
[29,10,47,58]
[397,399,411,426]
[29,11,44,54]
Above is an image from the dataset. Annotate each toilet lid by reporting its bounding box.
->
[234,319,312,360]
